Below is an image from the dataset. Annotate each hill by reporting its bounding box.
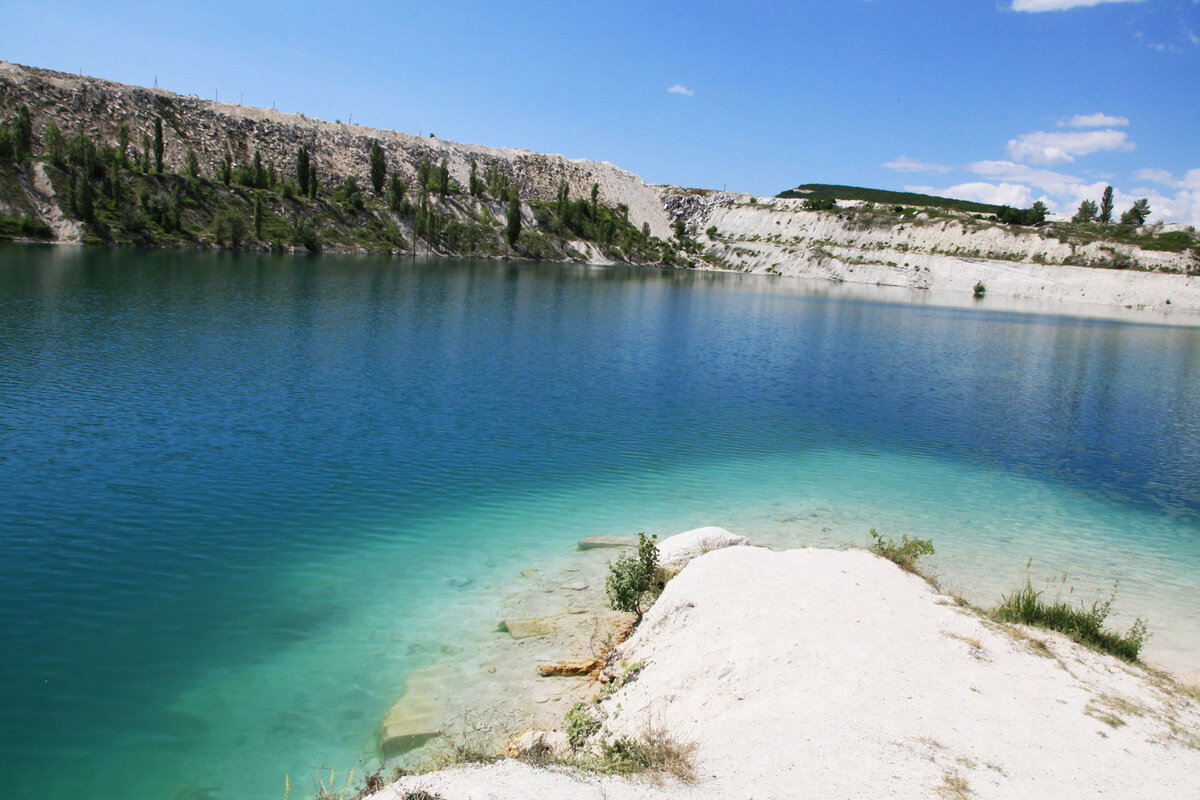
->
[778,184,1002,215]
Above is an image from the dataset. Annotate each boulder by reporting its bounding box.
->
[657,526,750,573]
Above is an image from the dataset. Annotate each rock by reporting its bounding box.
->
[536,658,604,677]
[657,526,750,573]
[562,581,589,591]
[520,568,540,580]
[505,730,570,759]
[378,666,448,758]
[578,536,636,550]
[500,613,566,639]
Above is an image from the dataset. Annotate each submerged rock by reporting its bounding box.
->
[578,536,637,550]
[378,666,448,758]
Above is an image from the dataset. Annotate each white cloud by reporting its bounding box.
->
[667,84,694,96]
[1011,0,1146,12]
[969,160,1080,192]
[1134,168,1179,187]
[911,182,1035,208]
[1006,129,1133,165]
[882,156,951,173]
[1058,113,1129,128]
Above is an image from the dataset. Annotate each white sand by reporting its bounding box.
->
[374,543,1200,799]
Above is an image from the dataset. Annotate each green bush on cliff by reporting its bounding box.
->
[606,532,659,619]
[991,581,1148,661]
[868,528,934,574]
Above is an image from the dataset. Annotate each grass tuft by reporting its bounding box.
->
[868,529,935,575]
[990,581,1148,662]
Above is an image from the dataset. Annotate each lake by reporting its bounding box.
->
[2,245,1198,800]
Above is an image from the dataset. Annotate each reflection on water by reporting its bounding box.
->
[1,245,1198,800]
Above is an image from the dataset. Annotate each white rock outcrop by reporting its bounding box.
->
[375,545,1200,800]
[654,525,749,573]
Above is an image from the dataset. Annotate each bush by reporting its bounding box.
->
[606,532,659,619]
[868,529,934,574]
[973,281,986,297]
[991,581,1148,661]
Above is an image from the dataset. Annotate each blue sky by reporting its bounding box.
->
[3,0,1198,223]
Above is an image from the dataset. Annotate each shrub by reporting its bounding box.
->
[565,701,601,750]
[868,529,934,574]
[973,281,986,297]
[606,532,659,619]
[991,581,1148,661]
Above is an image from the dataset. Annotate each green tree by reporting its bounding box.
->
[417,158,432,190]
[76,171,95,223]
[1073,199,1098,224]
[252,149,265,189]
[369,140,386,194]
[605,533,660,620]
[253,192,263,239]
[590,182,599,219]
[1099,185,1114,224]
[221,150,232,185]
[308,164,318,199]
[185,148,200,178]
[389,173,407,214]
[296,144,310,196]
[13,104,33,161]
[505,195,521,246]
[673,217,686,241]
[469,158,481,196]
[153,118,164,174]
[437,158,449,197]
[44,120,64,166]
[1120,198,1151,226]
[117,122,130,167]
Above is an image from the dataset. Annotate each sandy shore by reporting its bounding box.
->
[373,533,1200,799]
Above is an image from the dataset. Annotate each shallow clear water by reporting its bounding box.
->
[2,245,1198,800]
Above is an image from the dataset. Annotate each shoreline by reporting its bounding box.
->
[374,532,1200,799]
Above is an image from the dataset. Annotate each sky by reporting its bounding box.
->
[3,0,1199,223]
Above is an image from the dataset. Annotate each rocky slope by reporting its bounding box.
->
[664,188,1200,314]
[0,61,673,257]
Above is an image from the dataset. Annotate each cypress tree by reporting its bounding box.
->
[469,158,480,196]
[117,122,130,167]
[252,149,265,189]
[308,164,318,199]
[268,159,277,190]
[505,195,521,246]
[44,120,64,166]
[77,171,95,223]
[1099,185,1114,224]
[185,148,200,178]
[369,140,386,194]
[437,159,449,197]
[590,182,599,219]
[297,145,310,196]
[14,104,32,161]
[389,173,407,214]
[153,118,164,174]
[221,150,232,185]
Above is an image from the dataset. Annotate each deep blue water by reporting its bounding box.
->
[2,245,1199,800]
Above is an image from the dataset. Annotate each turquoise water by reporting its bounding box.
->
[2,245,1199,800]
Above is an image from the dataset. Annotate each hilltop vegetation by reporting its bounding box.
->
[777,184,1002,215]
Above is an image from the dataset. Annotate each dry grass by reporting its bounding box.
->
[942,631,985,659]
[937,769,972,799]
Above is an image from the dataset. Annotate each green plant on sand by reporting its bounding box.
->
[990,581,1148,662]
[868,528,935,574]
[606,532,660,619]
